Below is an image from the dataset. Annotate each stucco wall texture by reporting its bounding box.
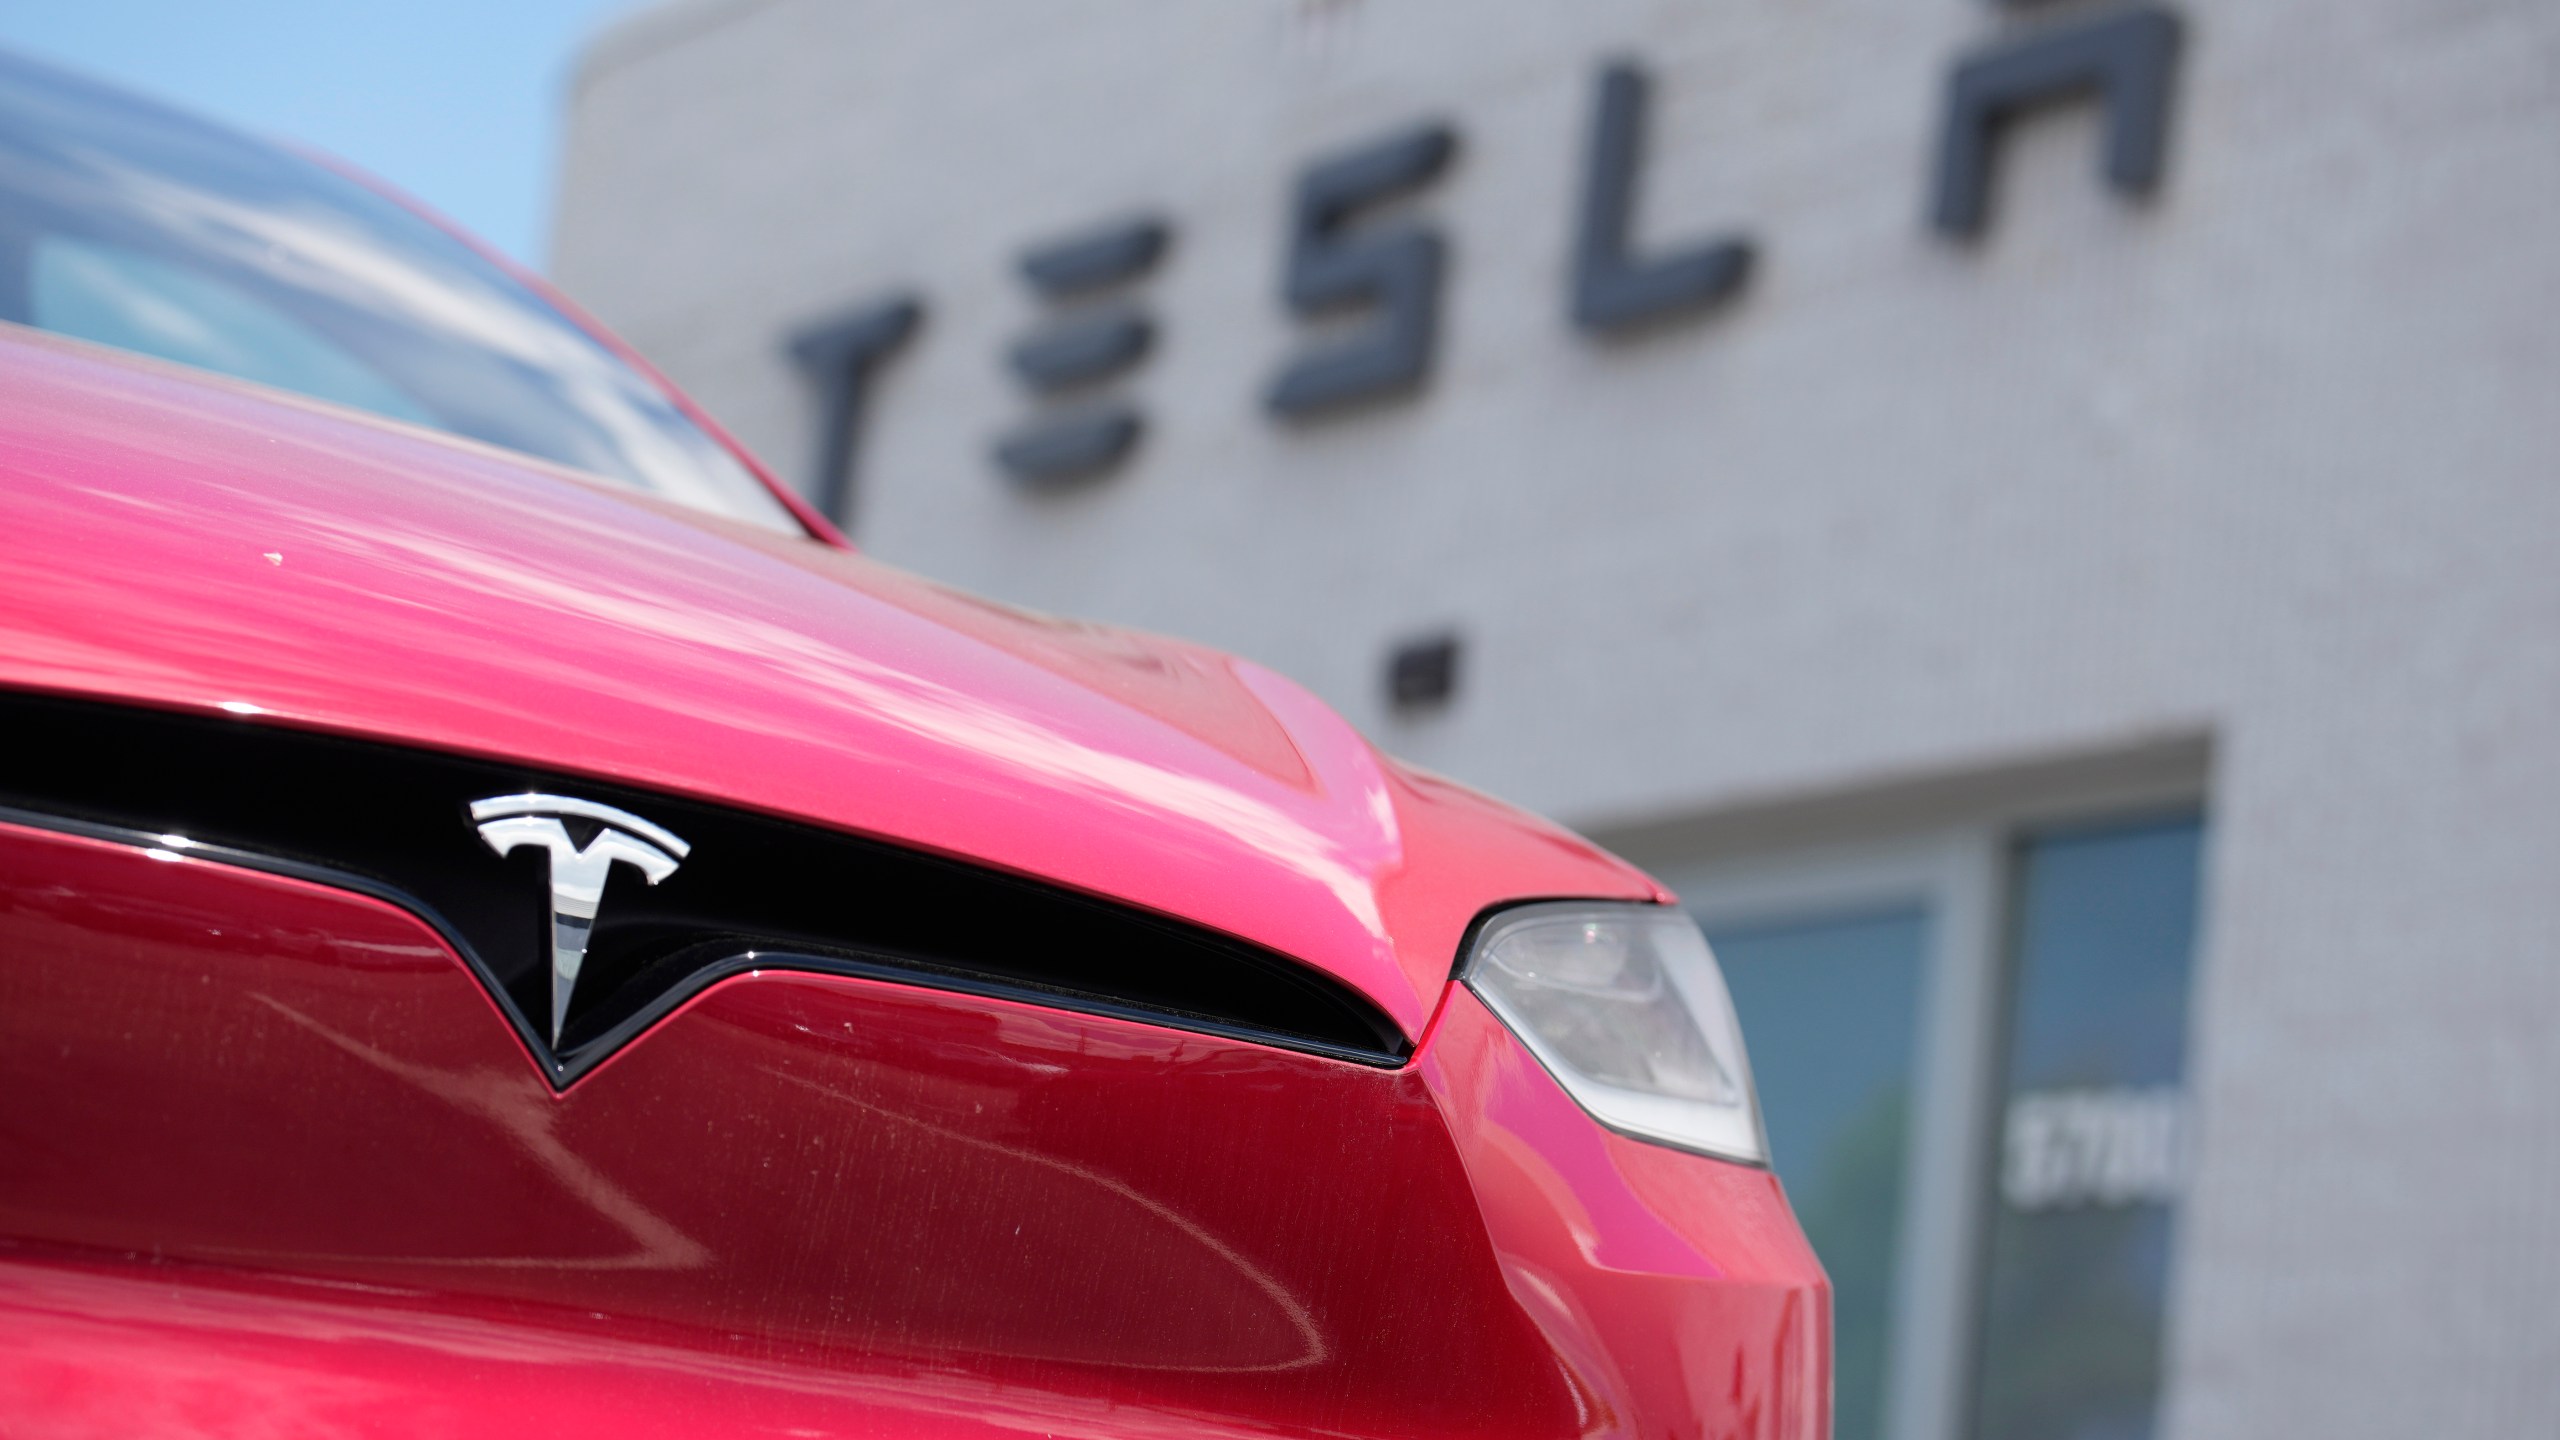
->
[552,2,2560,1435]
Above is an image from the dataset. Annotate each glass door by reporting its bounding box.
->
[1709,905,1932,1440]
[1653,803,2207,1440]
[1971,815,2204,1440]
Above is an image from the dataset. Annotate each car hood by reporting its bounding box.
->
[0,329,1658,1041]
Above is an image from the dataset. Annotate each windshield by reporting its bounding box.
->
[0,51,801,535]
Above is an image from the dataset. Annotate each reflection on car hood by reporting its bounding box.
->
[0,328,1658,1040]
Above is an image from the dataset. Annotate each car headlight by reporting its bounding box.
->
[1462,901,1766,1165]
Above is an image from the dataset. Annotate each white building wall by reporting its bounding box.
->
[552,1,2560,1434]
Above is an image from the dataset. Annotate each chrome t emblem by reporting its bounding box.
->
[470,794,690,1046]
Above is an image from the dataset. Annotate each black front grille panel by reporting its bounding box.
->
[0,691,1410,1083]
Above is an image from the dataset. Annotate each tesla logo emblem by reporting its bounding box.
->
[469,794,691,1045]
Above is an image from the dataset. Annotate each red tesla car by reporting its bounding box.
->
[0,51,1827,1439]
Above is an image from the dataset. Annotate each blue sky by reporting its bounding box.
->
[0,0,643,269]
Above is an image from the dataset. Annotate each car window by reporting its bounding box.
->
[0,52,801,535]
[33,237,435,425]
